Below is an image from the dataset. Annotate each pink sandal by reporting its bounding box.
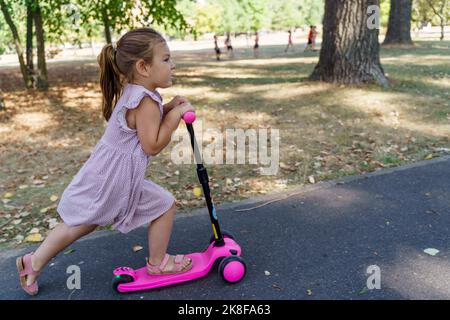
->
[147,254,193,275]
[16,252,40,296]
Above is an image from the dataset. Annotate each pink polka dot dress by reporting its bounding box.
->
[57,83,175,233]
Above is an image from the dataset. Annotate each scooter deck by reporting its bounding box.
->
[114,238,241,293]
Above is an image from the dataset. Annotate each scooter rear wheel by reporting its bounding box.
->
[112,274,134,293]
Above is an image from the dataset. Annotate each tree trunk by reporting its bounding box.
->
[0,0,33,88]
[0,90,5,111]
[310,0,389,87]
[33,2,49,90]
[427,0,446,41]
[26,1,34,87]
[102,6,112,44]
[383,0,413,45]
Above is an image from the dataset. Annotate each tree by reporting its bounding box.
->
[426,0,448,40]
[0,0,32,88]
[310,0,389,87]
[26,1,34,86]
[32,1,48,90]
[0,0,191,90]
[300,0,325,26]
[0,89,5,110]
[237,0,272,32]
[270,1,300,30]
[214,0,241,34]
[77,0,191,44]
[412,0,449,40]
[0,0,67,89]
[270,0,323,31]
[25,0,67,90]
[191,3,222,36]
[383,0,413,45]
[165,0,324,37]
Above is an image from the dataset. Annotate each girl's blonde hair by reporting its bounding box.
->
[97,28,166,121]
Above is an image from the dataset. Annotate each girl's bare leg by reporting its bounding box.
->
[147,202,191,271]
[27,223,97,286]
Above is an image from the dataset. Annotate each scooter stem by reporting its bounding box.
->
[183,112,225,246]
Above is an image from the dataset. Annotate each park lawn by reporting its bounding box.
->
[0,40,449,249]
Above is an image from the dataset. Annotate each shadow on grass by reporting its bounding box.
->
[380,40,450,58]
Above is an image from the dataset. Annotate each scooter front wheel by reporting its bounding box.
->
[219,256,246,284]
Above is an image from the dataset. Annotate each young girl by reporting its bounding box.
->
[304,26,318,51]
[284,30,294,53]
[16,27,195,296]
[213,34,221,61]
[224,32,234,58]
[253,31,259,58]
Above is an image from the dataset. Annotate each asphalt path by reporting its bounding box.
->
[2,156,450,300]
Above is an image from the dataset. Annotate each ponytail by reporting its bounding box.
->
[97,43,122,121]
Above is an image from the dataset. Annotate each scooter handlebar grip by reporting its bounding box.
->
[182,111,196,124]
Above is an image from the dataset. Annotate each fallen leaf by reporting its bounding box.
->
[20,211,31,218]
[193,187,202,197]
[271,284,282,291]
[359,287,369,295]
[48,218,59,229]
[425,154,433,160]
[424,248,439,256]
[133,245,143,252]
[308,176,315,184]
[14,235,24,242]
[264,270,271,276]
[3,192,14,198]
[28,227,40,234]
[307,289,313,296]
[280,162,296,172]
[50,195,59,202]
[25,233,42,242]
[426,209,439,216]
[64,249,76,255]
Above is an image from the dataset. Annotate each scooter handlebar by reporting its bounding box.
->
[182,111,196,124]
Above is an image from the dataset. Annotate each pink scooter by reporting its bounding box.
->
[112,112,247,293]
